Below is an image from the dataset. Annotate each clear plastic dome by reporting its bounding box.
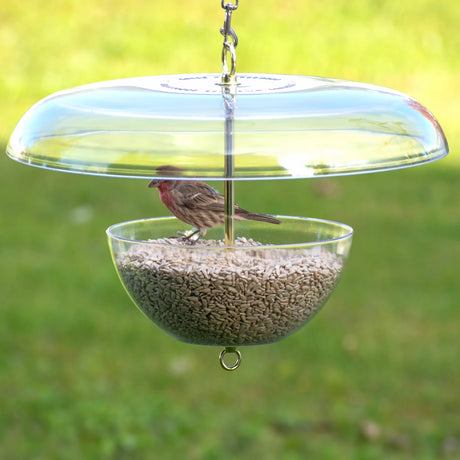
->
[7,73,448,179]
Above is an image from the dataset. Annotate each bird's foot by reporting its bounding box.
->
[177,229,201,243]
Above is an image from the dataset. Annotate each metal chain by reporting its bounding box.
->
[221,0,238,11]
[220,1,239,84]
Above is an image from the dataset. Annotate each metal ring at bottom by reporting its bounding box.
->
[219,347,242,371]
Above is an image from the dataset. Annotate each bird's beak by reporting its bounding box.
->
[148,179,160,188]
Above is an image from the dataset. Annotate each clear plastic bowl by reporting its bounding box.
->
[107,216,353,346]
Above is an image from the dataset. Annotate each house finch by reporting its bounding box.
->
[149,165,281,238]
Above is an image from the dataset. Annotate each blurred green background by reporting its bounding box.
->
[1,1,458,458]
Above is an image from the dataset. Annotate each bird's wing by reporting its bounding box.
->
[177,181,225,210]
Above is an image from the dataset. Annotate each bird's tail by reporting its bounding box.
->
[241,212,281,225]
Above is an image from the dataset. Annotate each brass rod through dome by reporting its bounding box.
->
[220,1,238,247]
[223,85,236,246]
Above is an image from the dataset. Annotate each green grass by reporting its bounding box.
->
[1,0,459,458]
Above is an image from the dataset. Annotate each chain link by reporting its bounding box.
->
[221,0,238,11]
[220,1,238,84]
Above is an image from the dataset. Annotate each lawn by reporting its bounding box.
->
[1,0,459,458]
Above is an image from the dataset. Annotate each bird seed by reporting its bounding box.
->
[115,237,344,346]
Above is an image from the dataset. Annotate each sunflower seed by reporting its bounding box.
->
[115,237,344,346]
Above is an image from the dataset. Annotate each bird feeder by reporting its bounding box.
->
[6,2,448,370]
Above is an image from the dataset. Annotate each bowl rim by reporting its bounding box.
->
[106,216,353,249]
